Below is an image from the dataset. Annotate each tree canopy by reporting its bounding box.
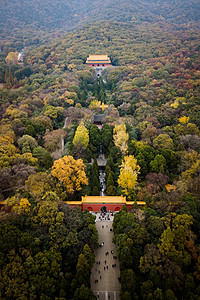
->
[51,155,88,195]
[118,155,140,197]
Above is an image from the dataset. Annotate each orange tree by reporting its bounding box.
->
[51,155,88,198]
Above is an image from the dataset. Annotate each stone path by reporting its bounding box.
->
[91,216,121,300]
[99,170,106,196]
[61,117,68,151]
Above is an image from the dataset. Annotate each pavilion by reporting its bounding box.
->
[92,114,105,126]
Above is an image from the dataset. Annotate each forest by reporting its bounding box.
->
[0,6,200,299]
[1,0,199,50]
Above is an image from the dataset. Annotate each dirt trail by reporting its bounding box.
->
[91,217,121,300]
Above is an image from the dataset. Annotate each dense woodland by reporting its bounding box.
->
[1,0,199,50]
[0,5,200,299]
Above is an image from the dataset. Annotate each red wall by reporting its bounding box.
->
[83,203,123,211]
[87,63,111,67]
[82,203,133,212]
[68,204,82,209]
[67,203,135,212]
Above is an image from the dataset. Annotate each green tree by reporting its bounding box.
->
[120,269,136,294]
[93,78,100,99]
[158,214,193,267]
[106,166,116,195]
[24,124,36,137]
[160,149,177,175]
[31,200,63,228]
[153,288,163,300]
[182,194,197,214]
[141,280,153,299]
[89,125,101,153]
[91,186,99,196]
[119,246,133,269]
[0,250,29,299]
[76,253,90,286]
[74,284,95,300]
[101,124,113,155]
[136,152,148,177]
[106,185,116,196]
[164,289,177,300]
[113,211,136,235]
[18,135,38,154]
[33,146,53,169]
[28,250,62,297]
[82,244,95,269]
[185,274,195,292]
[150,154,167,174]
[25,172,54,199]
[120,291,132,300]
[91,157,100,195]
[147,216,165,243]
[153,134,174,149]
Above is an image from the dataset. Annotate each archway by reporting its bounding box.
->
[115,207,120,211]
[101,206,107,213]
[87,207,93,211]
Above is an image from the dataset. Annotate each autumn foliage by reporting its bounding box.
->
[113,124,129,155]
[0,7,200,299]
[51,155,88,195]
[118,155,140,197]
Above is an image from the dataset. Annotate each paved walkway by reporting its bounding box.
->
[91,216,121,300]
[99,170,106,196]
[61,117,68,151]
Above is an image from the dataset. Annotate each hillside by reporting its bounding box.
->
[26,21,200,64]
[0,18,200,299]
[1,0,199,49]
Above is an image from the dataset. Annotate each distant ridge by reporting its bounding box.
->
[1,0,199,47]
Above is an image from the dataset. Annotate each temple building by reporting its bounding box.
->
[0,197,145,212]
[92,114,105,127]
[65,196,145,212]
[86,55,111,67]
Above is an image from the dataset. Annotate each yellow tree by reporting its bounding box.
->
[0,136,18,168]
[73,122,89,149]
[118,155,140,197]
[0,124,15,140]
[51,156,88,195]
[25,172,53,199]
[113,124,129,155]
[8,197,31,215]
[89,100,101,110]
[5,52,18,65]
[179,116,190,124]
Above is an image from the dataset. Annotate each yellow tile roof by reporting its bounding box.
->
[86,55,111,64]
[82,196,126,203]
[88,55,110,60]
[0,201,7,205]
[64,201,82,205]
[64,197,145,206]
[125,201,146,206]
